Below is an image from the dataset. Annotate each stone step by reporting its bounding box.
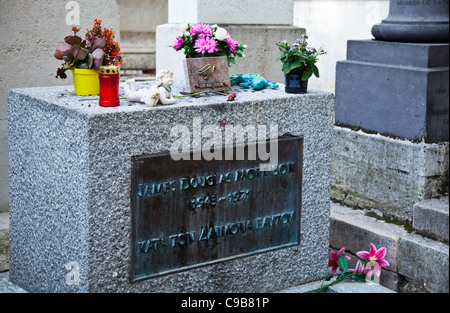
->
[276,279,396,293]
[413,196,449,242]
[0,213,9,274]
[330,201,449,293]
[0,272,27,293]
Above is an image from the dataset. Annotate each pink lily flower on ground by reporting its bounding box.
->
[329,247,351,274]
[356,243,390,277]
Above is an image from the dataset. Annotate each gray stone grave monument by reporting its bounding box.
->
[8,81,334,293]
[333,0,449,221]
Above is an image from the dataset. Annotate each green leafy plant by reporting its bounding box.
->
[276,35,326,81]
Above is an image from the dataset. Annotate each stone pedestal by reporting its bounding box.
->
[156,0,305,84]
[333,0,449,221]
[335,40,449,142]
[8,82,334,293]
[371,0,449,43]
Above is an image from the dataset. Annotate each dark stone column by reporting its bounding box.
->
[371,0,449,43]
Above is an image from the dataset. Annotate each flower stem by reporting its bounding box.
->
[174,91,228,98]
[314,276,345,293]
[314,272,363,293]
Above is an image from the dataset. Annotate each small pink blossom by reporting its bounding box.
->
[328,247,351,275]
[225,36,239,53]
[356,243,390,277]
[194,35,218,54]
[347,260,369,274]
[190,23,214,37]
[220,118,228,127]
[173,36,184,51]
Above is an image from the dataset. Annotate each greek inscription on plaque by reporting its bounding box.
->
[130,137,303,282]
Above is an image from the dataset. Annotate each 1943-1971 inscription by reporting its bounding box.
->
[130,136,303,282]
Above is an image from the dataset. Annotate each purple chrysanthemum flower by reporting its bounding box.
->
[225,37,239,53]
[173,36,184,51]
[189,23,214,37]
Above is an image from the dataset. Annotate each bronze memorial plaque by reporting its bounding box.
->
[183,56,232,94]
[130,136,303,282]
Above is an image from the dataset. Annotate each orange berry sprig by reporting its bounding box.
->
[86,19,123,66]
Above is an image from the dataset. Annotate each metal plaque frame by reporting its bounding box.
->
[130,136,303,283]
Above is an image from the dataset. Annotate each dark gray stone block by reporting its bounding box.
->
[347,40,449,68]
[335,40,449,142]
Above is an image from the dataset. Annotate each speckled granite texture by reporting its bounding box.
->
[8,81,334,293]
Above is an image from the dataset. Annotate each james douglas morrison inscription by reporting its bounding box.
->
[130,137,303,282]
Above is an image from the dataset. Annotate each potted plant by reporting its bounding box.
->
[54,19,123,96]
[172,23,246,94]
[276,35,326,94]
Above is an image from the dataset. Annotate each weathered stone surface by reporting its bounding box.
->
[119,32,156,71]
[0,213,8,231]
[116,0,168,71]
[8,81,334,293]
[413,196,449,242]
[168,0,295,25]
[327,280,396,294]
[398,233,449,293]
[332,126,449,222]
[0,229,8,273]
[275,278,397,293]
[275,281,324,293]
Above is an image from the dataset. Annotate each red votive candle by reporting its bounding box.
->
[99,65,120,107]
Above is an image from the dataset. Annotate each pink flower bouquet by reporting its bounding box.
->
[172,23,246,66]
[315,243,390,293]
